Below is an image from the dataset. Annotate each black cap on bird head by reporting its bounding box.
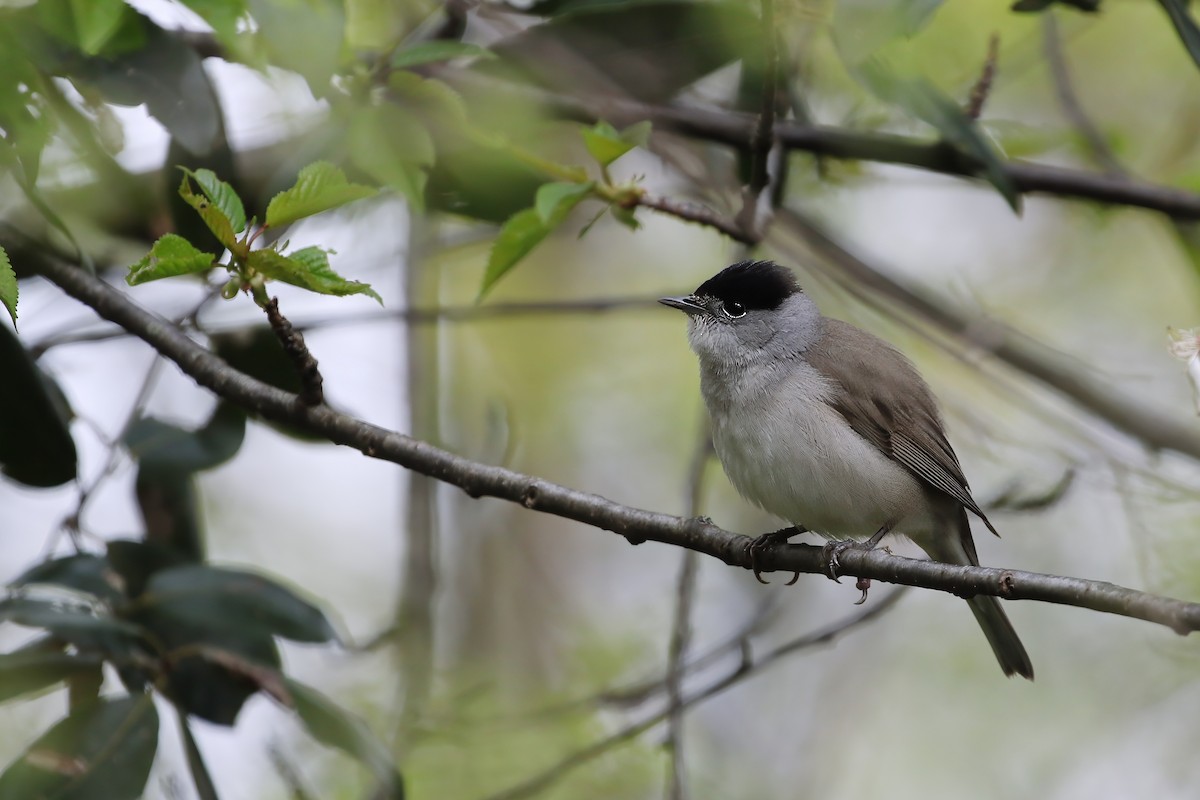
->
[693,260,801,312]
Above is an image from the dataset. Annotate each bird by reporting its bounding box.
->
[660,260,1033,680]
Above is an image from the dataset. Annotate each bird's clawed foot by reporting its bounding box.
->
[820,525,890,586]
[748,526,806,585]
[854,577,872,605]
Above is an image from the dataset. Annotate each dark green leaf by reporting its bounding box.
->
[105,540,189,599]
[0,326,77,487]
[247,247,382,303]
[139,564,338,644]
[123,401,246,473]
[247,0,343,95]
[126,234,216,286]
[484,0,759,103]
[178,715,219,800]
[0,695,158,800]
[265,161,377,227]
[0,246,16,329]
[11,555,124,604]
[176,0,246,45]
[858,62,1021,212]
[133,468,204,562]
[535,181,594,225]
[0,648,104,705]
[391,41,495,69]
[0,597,145,657]
[182,168,247,234]
[1157,0,1200,72]
[284,679,404,798]
[480,208,551,298]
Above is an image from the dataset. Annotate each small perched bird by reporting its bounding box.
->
[661,260,1033,680]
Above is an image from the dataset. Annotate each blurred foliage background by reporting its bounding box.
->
[3,0,1200,797]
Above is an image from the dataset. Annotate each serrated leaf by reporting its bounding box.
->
[126,234,216,286]
[182,168,246,234]
[858,62,1020,212]
[480,208,551,298]
[0,246,16,329]
[69,0,131,55]
[138,565,337,644]
[265,162,377,227]
[1157,0,1200,72]
[283,678,404,798]
[0,695,158,800]
[534,181,594,225]
[0,648,104,705]
[12,555,125,604]
[179,175,240,251]
[391,41,495,69]
[247,247,382,303]
[582,121,635,167]
[0,326,77,487]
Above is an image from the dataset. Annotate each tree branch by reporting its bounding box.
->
[30,258,1200,637]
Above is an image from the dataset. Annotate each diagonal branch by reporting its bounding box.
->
[30,257,1200,637]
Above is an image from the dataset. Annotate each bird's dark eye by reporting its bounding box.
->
[723,301,746,319]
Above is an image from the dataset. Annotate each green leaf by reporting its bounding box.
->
[283,679,404,798]
[391,41,495,69]
[535,181,594,225]
[582,121,635,168]
[182,168,246,234]
[176,0,246,45]
[133,467,205,562]
[480,208,551,298]
[123,402,246,474]
[247,247,382,303]
[832,0,945,64]
[126,234,216,286]
[1157,0,1200,73]
[179,175,240,251]
[0,246,16,329]
[69,0,131,55]
[346,106,434,211]
[105,540,190,599]
[11,556,125,605]
[0,326,77,487]
[0,648,104,705]
[0,695,158,800]
[0,597,145,657]
[265,161,378,227]
[858,62,1021,212]
[247,0,343,95]
[138,565,338,644]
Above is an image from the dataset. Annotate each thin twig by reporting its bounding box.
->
[481,588,906,800]
[1042,13,1125,176]
[737,0,781,236]
[635,194,757,245]
[663,423,711,800]
[33,256,1200,636]
[965,34,1001,120]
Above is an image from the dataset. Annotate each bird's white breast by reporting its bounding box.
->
[705,361,928,539]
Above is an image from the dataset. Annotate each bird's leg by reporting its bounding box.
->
[821,525,890,588]
[748,525,808,585]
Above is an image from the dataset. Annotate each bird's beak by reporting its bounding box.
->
[658,295,706,315]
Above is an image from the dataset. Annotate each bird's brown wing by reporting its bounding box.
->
[805,319,997,539]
